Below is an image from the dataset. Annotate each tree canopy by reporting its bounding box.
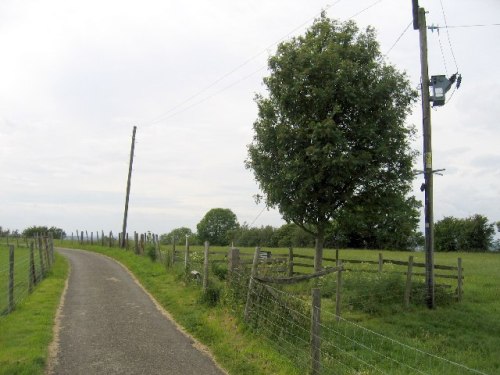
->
[246,15,418,269]
[22,226,66,239]
[196,208,240,246]
[435,215,496,252]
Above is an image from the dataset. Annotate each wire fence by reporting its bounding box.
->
[62,234,489,374]
[0,234,55,316]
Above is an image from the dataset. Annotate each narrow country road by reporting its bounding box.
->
[49,248,226,375]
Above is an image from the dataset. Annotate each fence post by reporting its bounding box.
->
[38,235,45,277]
[140,234,145,255]
[378,253,384,273]
[288,247,294,277]
[109,231,113,248]
[228,247,240,276]
[43,235,50,268]
[171,236,176,265]
[101,230,105,246]
[134,232,139,254]
[457,257,463,301]
[8,245,15,313]
[29,242,36,291]
[203,241,210,292]
[336,261,342,322]
[91,232,94,246]
[404,255,414,308]
[80,231,84,245]
[49,232,55,264]
[184,236,190,270]
[244,247,261,321]
[311,288,321,375]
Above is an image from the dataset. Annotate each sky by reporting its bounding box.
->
[1,0,499,238]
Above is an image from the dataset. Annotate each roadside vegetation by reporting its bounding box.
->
[61,242,500,374]
[0,252,68,375]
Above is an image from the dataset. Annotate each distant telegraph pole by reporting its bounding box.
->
[413,0,435,309]
[121,126,137,248]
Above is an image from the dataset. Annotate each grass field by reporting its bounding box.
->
[0,243,50,315]
[59,243,500,374]
[0,252,68,375]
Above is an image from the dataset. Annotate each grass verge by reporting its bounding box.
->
[0,253,68,375]
[59,244,300,375]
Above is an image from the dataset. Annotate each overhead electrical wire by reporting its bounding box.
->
[145,0,389,126]
[439,0,459,72]
[145,0,344,126]
[436,23,500,29]
[383,20,412,57]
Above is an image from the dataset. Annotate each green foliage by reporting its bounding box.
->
[246,14,419,263]
[435,214,495,252]
[0,253,68,375]
[198,284,222,307]
[160,227,199,245]
[22,226,65,239]
[146,244,157,262]
[197,208,240,246]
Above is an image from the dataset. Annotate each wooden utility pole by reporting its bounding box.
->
[121,126,137,248]
[413,0,435,308]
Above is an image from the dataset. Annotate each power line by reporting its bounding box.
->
[348,0,384,20]
[145,1,343,127]
[433,23,500,29]
[439,0,459,71]
[384,20,412,57]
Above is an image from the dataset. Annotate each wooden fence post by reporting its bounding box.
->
[134,232,139,254]
[288,247,294,277]
[80,231,84,245]
[140,234,145,255]
[336,261,342,322]
[311,288,321,375]
[43,235,50,268]
[91,232,94,246]
[203,241,210,292]
[378,253,384,273]
[171,237,176,265]
[101,230,105,246]
[29,242,36,291]
[8,245,15,313]
[457,257,463,301]
[109,231,113,248]
[49,232,55,264]
[244,247,261,321]
[37,235,45,277]
[404,255,414,308]
[184,236,190,270]
[228,247,240,276]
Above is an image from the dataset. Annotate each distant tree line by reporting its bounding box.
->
[159,209,498,252]
[0,226,66,239]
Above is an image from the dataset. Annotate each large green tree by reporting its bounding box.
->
[246,15,418,270]
[435,215,495,252]
[197,208,240,246]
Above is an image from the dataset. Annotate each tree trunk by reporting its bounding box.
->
[314,230,325,272]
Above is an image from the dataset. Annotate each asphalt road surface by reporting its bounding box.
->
[49,248,226,375]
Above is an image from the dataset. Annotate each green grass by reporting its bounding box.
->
[0,252,68,375]
[0,244,48,315]
[60,243,301,375]
[61,243,500,374]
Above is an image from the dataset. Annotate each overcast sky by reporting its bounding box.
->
[1,0,499,237]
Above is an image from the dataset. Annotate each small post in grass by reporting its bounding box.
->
[8,245,15,313]
[404,255,414,308]
[288,247,294,277]
[311,288,321,375]
[38,234,45,277]
[457,257,463,301]
[336,261,342,322]
[244,247,260,321]
[29,242,36,291]
[203,241,209,292]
